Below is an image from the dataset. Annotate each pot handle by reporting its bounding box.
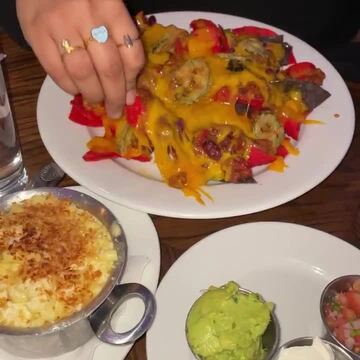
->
[89,283,156,345]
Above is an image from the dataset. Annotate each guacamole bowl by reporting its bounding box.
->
[185,281,280,360]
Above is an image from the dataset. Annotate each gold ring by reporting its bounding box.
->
[117,34,140,49]
[61,39,84,56]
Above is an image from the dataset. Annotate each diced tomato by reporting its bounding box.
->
[247,146,276,167]
[213,86,231,103]
[326,315,338,331]
[125,95,145,127]
[336,316,348,327]
[325,279,360,354]
[346,292,360,316]
[276,145,289,158]
[334,326,347,344]
[339,293,349,306]
[69,95,103,127]
[232,26,277,37]
[283,118,301,140]
[343,307,357,321]
[286,61,325,85]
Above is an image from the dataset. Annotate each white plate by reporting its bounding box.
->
[37,12,355,219]
[146,222,360,360]
[0,186,160,360]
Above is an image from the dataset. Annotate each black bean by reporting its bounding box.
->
[175,118,185,132]
[235,100,249,115]
[203,140,222,160]
[147,15,157,26]
[227,59,244,72]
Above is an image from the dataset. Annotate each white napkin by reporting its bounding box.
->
[121,255,151,284]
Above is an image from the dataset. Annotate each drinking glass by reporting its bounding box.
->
[0,54,28,196]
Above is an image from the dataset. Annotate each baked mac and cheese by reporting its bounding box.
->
[0,194,117,328]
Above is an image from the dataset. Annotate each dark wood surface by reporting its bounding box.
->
[1,31,360,360]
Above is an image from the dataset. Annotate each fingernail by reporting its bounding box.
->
[106,105,122,119]
[126,90,136,106]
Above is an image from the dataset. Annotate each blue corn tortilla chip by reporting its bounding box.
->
[283,79,331,111]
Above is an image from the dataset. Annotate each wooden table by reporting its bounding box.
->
[1,31,360,359]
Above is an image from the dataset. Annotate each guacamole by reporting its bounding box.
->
[186,281,273,360]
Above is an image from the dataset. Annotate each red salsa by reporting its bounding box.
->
[324,278,360,354]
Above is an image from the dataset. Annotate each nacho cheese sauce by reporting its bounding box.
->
[0,195,117,328]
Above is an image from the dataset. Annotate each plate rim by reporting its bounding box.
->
[37,11,355,219]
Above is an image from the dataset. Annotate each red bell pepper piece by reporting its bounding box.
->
[232,26,277,37]
[174,38,187,56]
[190,19,217,31]
[125,95,145,127]
[236,82,264,111]
[83,151,150,162]
[132,154,151,162]
[237,96,264,110]
[276,145,289,158]
[247,146,276,167]
[213,86,231,103]
[283,118,301,140]
[190,19,230,53]
[83,151,122,161]
[69,95,103,127]
[286,61,325,85]
[286,61,315,75]
[287,50,296,65]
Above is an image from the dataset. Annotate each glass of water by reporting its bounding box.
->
[0,54,28,196]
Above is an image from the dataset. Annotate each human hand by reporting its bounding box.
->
[16,0,145,118]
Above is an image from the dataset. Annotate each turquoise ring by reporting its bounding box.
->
[90,25,109,44]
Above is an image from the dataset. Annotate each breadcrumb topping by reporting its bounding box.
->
[0,194,117,327]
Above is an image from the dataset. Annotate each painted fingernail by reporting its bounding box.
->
[126,90,136,106]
